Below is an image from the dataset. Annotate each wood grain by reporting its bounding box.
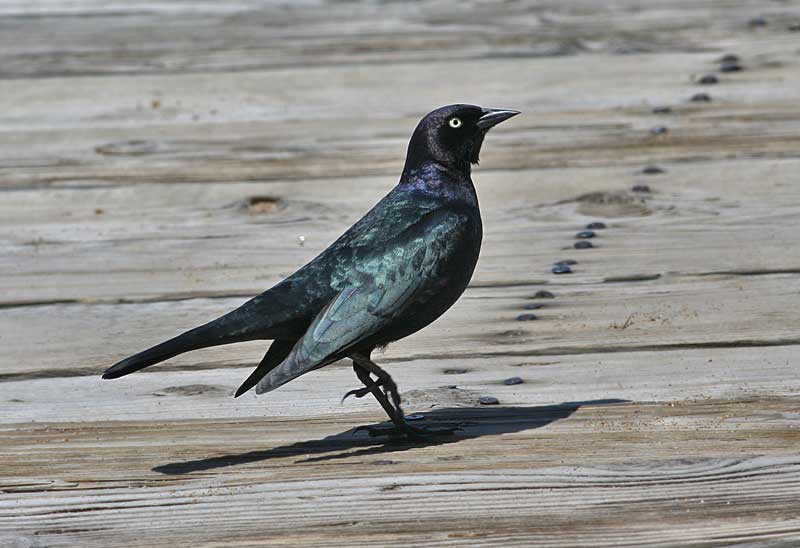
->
[2,0,800,546]
[3,398,800,548]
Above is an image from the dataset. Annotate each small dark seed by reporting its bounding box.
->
[586,222,607,230]
[631,184,651,193]
[479,396,500,405]
[691,92,712,102]
[532,290,555,299]
[574,240,594,249]
[720,60,742,72]
[789,23,800,32]
[516,313,538,321]
[748,17,767,28]
[503,377,524,386]
[652,106,672,114]
[524,303,544,310]
[719,54,740,63]
[405,414,424,421]
[551,265,572,274]
[443,368,468,375]
[642,165,664,174]
[650,126,668,135]
[575,230,595,239]
[698,74,719,85]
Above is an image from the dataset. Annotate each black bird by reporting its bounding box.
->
[102,104,519,438]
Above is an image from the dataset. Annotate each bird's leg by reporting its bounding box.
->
[345,363,400,425]
[349,355,458,440]
[346,361,407,440]
[355,359,404,417]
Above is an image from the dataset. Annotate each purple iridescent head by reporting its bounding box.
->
[402,104,519,176]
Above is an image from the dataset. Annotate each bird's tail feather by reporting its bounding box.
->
[102,317,257,380]
[103,282,307,380]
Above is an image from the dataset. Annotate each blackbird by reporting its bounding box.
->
[103,104,519,438]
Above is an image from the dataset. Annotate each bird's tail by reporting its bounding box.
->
[102,303,270,379]
[102,278,309,380]
[103,323,234,379]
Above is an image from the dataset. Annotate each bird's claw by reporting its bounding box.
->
[340,386,373,404]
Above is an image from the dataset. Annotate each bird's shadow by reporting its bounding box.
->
[153,398,627,475]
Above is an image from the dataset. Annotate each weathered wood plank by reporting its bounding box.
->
[2,397,799,548]
[3,156,800,303]
[3,53,800,190]
[2,0,798,80]
[2,344,799,423]
[3,272,800,379]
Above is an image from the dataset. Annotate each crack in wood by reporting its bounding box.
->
[388,338,800,364]
[3,337,799,383]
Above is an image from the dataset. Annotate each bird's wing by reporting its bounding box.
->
[255,209,467,394]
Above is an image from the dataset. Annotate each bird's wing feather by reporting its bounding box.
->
[255,209,467,394]
[333,189,442,251]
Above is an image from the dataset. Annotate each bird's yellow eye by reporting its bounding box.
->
[449,117,462,128]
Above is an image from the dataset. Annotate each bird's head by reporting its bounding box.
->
[403,104,519,177]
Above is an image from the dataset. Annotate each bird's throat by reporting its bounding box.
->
[400,163,478,206]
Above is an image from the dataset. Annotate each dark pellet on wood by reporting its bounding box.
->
[650,126,668,135]
[789,23,800,32]
[479,396,500,405]
[503,377,524,386]
[443,368,468,375]
[532,290,555,299]
[552,265,572,274]
[652,106,672,114]
[698,74,719,85]
[642,165,664,174]
[575,230,595,239]
[516,313,538,321]
[586,222,607,229]
[524,303,544,310]
[554,259,578,266]
[574,240,594,249]
[720,60,742,72]
[691,92,712,102]
[719,54,740,63]
[748,17,767,28]
[631,184,651,193]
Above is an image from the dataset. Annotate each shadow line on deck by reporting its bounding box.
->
[153,398,628,475]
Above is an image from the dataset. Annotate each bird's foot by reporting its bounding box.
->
[354,420,460,441]
[354,423,404,439]
[400,422,461,440]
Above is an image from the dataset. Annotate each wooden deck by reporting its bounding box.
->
[2,1,800,546]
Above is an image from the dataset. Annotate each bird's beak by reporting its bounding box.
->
[477,108,520,130]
